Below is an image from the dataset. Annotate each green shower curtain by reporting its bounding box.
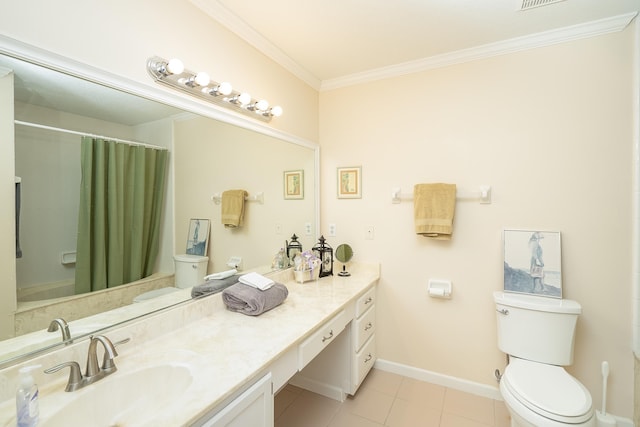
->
[75,137,168,294]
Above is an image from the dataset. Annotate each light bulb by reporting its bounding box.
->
[238,93,251,105]
[270,106,283,117]
[218,82,233,96]
[194,72,210,87]
[166,58,184,75]
[255,100,269,111]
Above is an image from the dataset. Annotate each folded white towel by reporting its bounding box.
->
[239,272,274,290]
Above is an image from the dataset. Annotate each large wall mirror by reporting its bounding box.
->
[0,38,318,367]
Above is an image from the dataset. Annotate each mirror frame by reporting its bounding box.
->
[0,34,320,367]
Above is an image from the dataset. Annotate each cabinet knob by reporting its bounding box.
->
[322,330,334,343]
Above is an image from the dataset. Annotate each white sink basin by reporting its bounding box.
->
[40,363,193,426]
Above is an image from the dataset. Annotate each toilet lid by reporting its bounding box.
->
[502,358,592,423]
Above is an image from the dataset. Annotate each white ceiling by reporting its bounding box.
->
[192,0,640,89]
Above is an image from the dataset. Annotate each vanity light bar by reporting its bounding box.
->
[146,56,282,123]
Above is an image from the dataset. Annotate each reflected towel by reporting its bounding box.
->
[414,183,456,240]
[191,275,240,298]
[221,190,248,228]
[222,282,288,316]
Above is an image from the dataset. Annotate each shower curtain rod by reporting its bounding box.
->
[14,120,168,151]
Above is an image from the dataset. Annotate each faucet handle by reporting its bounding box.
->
[45,361,83,392]
[102,337,130,371]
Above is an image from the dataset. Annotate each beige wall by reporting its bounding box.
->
[320,26,636,417]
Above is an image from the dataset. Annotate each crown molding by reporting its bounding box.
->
[190,0,322,90]
[321,12,638,91]
[190,2,636,93]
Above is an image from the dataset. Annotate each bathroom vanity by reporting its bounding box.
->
[0,263,379,426]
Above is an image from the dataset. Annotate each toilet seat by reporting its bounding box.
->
[502,358,592,424]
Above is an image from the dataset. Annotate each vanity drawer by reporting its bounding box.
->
[298,310,349,369]
[353,306,375,351]
[355,287,375,318]
[353,335,376,390]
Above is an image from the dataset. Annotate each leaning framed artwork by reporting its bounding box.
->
[186,218,210,256]
[337,166,362,199]
[503,229,562,298]
[284,170,304,200]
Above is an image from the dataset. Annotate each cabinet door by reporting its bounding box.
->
[198,373,273,427]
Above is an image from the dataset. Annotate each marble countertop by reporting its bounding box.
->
[0,263,380,426]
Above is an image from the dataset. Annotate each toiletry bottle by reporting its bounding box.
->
[16,365,41,427]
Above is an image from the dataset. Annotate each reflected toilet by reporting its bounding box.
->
[133,255,208,303]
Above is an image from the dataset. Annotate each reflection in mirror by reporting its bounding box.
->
[0,42,317,367]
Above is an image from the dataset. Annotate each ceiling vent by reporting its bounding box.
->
[517,0,567,11]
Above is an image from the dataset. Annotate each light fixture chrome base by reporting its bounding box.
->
[146,56,280,123]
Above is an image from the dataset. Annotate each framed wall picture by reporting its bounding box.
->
[284,170,304,200]
[186,218,210,256]
[503,229,562,298]
[337,166,362,199]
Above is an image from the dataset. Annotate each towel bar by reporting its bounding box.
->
[391,186,491,204]
[211,192,264,205]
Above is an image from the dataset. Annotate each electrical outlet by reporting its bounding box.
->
[365,226,374,240]
[275,223,282,235]
[304,222,312,236]
[328,223,336,237]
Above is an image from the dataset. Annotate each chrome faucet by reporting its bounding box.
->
[45,335,128,392]
[47,318,71,342]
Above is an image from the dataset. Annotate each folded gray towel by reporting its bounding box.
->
[222,282,288,316]
[191,275,240,298]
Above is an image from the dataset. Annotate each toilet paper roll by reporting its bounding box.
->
[429,288,448,298]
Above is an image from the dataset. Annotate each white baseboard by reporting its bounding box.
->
[373,358,502,401]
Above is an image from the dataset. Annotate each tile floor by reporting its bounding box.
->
[275,368,511,427]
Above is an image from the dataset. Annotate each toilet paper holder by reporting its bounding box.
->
[428,279,452,299]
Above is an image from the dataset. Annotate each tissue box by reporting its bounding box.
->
[294,267,320,283]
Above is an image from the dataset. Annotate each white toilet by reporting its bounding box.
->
[133,254,208,303]
[494,291,595,427]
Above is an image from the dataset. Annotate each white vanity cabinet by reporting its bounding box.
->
[194,373,273,427]
[349,285,377,395]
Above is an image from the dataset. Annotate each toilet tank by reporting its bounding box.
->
[174,254,208,289]
[494,291,581,366]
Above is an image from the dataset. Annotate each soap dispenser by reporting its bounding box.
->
[16,365,41,427]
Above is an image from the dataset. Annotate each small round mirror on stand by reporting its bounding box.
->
[335,244,353,277]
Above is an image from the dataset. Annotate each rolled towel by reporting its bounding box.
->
[222,283,288,316]
[191,275,240,298]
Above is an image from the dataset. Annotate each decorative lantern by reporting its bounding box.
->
[312,235,333,277]
[286,233,303,266]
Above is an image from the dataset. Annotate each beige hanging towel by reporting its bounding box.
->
[221,190,248,228]
[413,183,456,240]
